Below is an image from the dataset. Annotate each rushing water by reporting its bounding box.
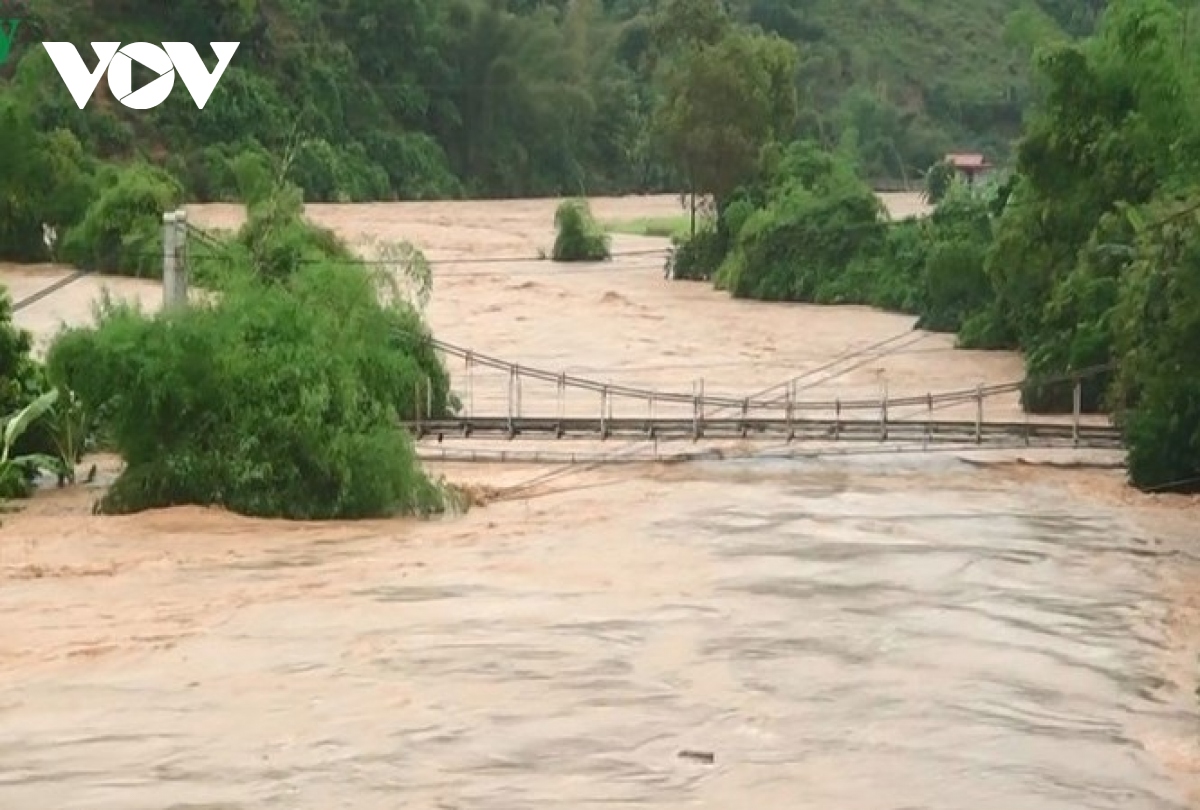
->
[0,455,1195,809]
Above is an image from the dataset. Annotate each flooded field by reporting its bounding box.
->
[2,193,1199,808]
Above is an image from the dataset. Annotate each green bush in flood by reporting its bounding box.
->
[58,163,182,278]
[44,191,455,519]
[552,199,611,261]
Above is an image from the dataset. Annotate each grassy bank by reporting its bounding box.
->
[605,214,714,240]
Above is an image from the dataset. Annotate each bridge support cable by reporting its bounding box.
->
[424,329,1115,418]
[700,330,926,420]
[781,333,931,402]
[557,373,566,438]
[884,373,1100,444]
[465,352,474,422]
[975,385,983,444]
[600,385,609,440]
[786,383,795,441]
[880,384,889,441]
[1073,377,1082,447]
[9,273,1117,435]
[12,268,95,312]
[426,333,956,412]
[7,218,1121,478]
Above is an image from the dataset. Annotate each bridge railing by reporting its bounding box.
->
[425,336,1113,434]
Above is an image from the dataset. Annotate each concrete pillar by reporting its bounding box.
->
[162,211,177,309]
[173,208,188,307]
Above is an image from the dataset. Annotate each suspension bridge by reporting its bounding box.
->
[176,212,1126,459]
[401,336,1122,455]
[11,211,1126,466]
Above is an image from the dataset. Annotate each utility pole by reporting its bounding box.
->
[162,211,176,309]
[162,208,188,309]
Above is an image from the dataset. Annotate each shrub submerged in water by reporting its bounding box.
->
[552,199,611,261]
[46,261,453,520]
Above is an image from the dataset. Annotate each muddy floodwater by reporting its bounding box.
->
[2,195,1199,808]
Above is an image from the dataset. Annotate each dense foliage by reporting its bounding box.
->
[0,288,86,498]
[0,0,1105,284]
[37,186,456,518]
[0,289,49,497]
[0,0,1100,206]
[552,199,611,261]
[1,0,1196,502]
[673,0,1198,493]
[0,288,39,421]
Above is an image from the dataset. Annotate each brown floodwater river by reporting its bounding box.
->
[2,455,1198,809]
[2,195,1198,807]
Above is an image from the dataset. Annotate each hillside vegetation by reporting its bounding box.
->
[2,0,1197,513]
[668,0,1199,493]
[1,0,1097,202]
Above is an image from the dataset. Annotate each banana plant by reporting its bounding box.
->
[43,386,89,485]
[0,389,66,493]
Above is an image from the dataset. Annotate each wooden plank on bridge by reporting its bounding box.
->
[401,416,1123,449]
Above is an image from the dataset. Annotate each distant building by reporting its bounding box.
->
[944,153,993,184]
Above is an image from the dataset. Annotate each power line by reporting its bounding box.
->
[701,330,925,418]
[1141,473,1200,493]
[8,259,1115,412]
[154,229,675,271]
[4,242,1119,414]
[5,250,692,322]
[785,333,931,398]
[8,256,672,310]
[530,344,979,375]
[479,438,1127,501]
[427,330,1117,415]
[12,186,1175,402]
[481,319,926,497]
[3,232,1139,499]
[176,194,1044,255]
[171,192,1200,283]
[11,268,94,312]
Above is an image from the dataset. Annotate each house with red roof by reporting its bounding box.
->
[944,153,994,184]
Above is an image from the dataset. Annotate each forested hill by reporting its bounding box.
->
[2,0,1101,201]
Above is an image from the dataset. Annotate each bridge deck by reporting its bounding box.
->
[403,416,1122,448]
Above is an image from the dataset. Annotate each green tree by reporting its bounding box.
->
[651,26,799,232]
[714,141,884,300]
[45,187,456,518]
[1111,196,1200,492]
[923,159,956,204]
[0,98,94,261]
[0,0,1117,198]
[971,0,1199,412]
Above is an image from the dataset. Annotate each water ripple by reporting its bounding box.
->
[0,465,1194,809]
